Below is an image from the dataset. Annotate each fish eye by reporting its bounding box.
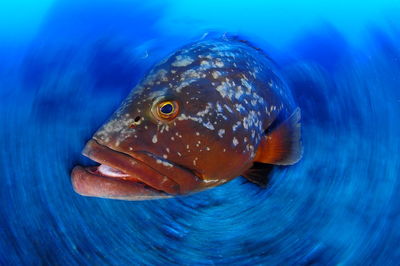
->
[155,100,179,120]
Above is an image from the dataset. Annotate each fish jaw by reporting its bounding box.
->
[71,166,171,200]
[71,139,204,200]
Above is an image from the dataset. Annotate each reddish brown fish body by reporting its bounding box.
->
[71,36,302,200]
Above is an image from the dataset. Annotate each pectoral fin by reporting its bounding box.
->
[242,162,274,187]
[254,107,302,165]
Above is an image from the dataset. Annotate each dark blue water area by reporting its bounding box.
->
[1,0,400,265]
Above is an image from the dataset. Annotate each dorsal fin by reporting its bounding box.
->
[254,108,302,165]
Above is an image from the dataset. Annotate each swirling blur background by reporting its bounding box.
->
[1,0,400,264]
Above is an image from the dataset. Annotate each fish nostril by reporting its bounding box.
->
[130,116,142,128]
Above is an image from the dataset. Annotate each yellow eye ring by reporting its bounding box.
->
[156,100,179,120]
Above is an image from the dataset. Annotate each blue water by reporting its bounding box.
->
[1,0,400,264]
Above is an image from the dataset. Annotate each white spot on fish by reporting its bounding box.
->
[235,104,246,113]
[212,71,221,79]
[224,104,233,113]
[232,121,241,131]
[203,121,215,130]
[216,103,223,112]
[200,60,210,67]
[218,129,225,138]
[172,55,194,67]
[196,103,213,117]
[235,87,246,100]
[215,59,224,68]
[175,79,197,93]
[233,137,239,146]
[152,135,158,143]
[196,140,201,147]
[181,69,201,79]
[177,113,204,126]
[216,83,229,98]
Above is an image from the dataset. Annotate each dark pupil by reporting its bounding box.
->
[161,104,173,114]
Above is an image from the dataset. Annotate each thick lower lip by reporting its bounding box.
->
[71,139,180,200]
[71,166,170,200]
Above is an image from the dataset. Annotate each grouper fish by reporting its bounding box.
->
[71,36,302,200]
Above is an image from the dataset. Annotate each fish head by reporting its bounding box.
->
[72,44,258,200]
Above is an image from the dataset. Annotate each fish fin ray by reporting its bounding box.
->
[254,107,302,165]
[242,162,274,187]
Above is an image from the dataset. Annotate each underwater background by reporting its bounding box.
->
[1,0,400,264]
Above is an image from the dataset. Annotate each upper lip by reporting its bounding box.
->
[82,139,180,194]
[82,139,202,194]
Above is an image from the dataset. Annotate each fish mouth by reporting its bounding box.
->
[71,139,202,200]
